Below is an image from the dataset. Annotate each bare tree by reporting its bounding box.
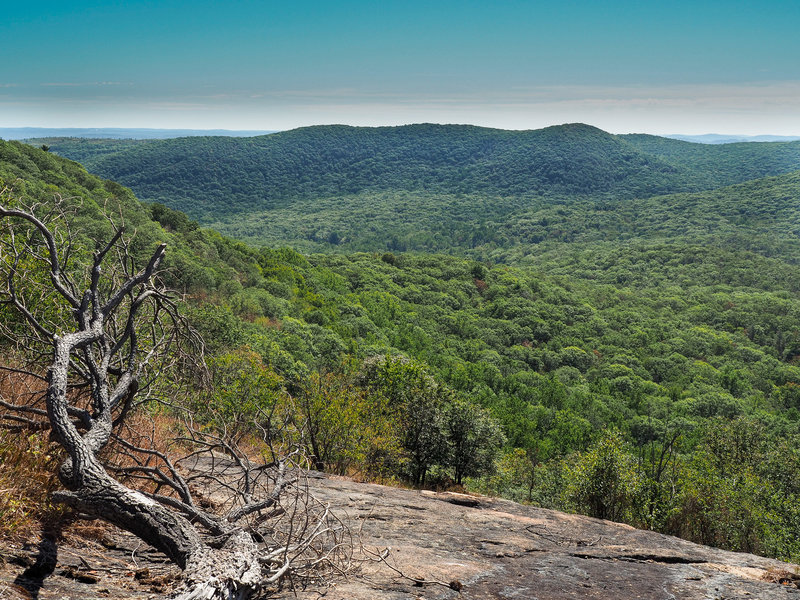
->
[0,193,349,599]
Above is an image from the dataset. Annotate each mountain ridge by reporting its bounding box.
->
[31,123,800,253]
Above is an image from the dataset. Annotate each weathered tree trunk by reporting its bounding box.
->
[47,335,264,598]
[0,203,347,599]
[57,475,266,599]
[173,532,264,600]
[53,467,203,568]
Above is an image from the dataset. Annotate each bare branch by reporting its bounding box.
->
[0,195,352,598]
[102,243,166,317]
[0,202,80,308]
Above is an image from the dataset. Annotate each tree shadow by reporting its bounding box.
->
[13,523,61,600]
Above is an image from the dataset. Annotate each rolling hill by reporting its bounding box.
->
[33,123,690,214]
[30,124,800,254]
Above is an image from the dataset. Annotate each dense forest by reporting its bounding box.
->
[28,124,800,247]
[4,132,800,564]
[31,124,800,255]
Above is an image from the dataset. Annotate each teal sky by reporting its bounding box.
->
[3,0,800,133]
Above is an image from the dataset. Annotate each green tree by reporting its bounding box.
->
[444,397,505,484]
[359,355,449,485]
[294,371,400,475]
[203,349,286,457]
[566,430,643,522]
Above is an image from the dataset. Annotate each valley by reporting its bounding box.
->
[2,124,800,589]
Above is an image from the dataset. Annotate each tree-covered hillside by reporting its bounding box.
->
[622,134,800,184]
[3,140,800,563]
[32,123,689,213]
[31,124,800,253]
[494,170,800,263]
[201,169,800,255]
[28,136,154,162]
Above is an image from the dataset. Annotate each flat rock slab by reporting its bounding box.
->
[0,530,180,599]
[1,472,798,599]
[300,476,800,600]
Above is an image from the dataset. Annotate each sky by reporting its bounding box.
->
[2,0,800,134]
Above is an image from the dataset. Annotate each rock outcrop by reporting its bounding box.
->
[3,472,799,599]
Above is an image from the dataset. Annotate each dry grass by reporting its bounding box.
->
[0,429,63,543]
[0,368,65,542]
[762,566,800,587]
[0,367,191,543]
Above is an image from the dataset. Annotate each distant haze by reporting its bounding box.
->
[666,134,800,144]
[8,127,800,145]
[3,2,800,135]
[0,128,275,141]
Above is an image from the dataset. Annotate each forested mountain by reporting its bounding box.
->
[32,123,687,208]
[30,124,800,253]
[3,139,800,563]
[664,133,800,144]
[495,170,800,261]
[621,134,800,183]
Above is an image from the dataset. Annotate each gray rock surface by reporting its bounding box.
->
[2,472,799,599]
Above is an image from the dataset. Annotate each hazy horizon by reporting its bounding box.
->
[4,125,800,143]
[4,1,799,135]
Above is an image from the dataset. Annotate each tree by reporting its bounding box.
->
[0,194,348,599]
[359,355,448,485]
[566,430,643,522]
[444,397,504,485]
[293,370,401,476]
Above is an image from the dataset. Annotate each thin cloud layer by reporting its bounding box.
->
[3,2,799,133]
[2,80,798,134]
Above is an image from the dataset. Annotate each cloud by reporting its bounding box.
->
[40,81,131,87]
[2,80,799,134]
[144,102,212,111]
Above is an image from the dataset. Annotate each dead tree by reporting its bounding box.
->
[0,194,349,599]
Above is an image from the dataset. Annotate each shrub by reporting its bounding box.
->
[565,430,643,522]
